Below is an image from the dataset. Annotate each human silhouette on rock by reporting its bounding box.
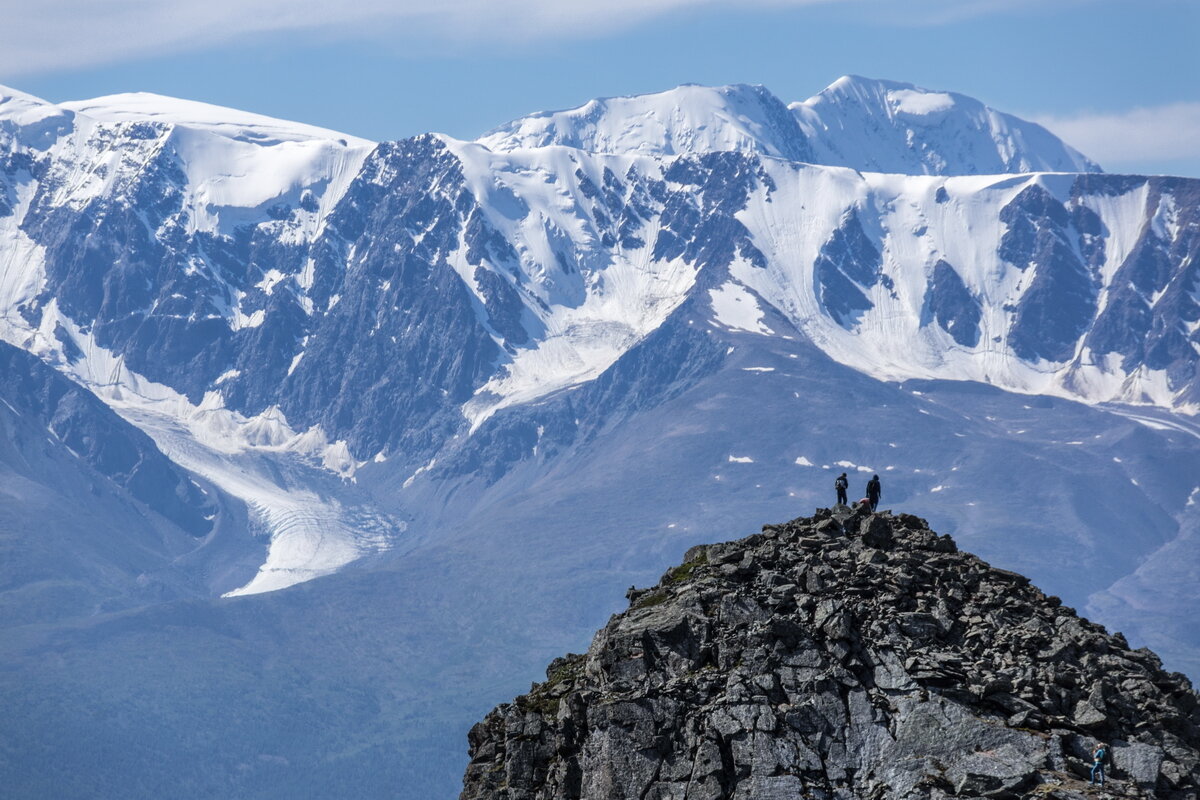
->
[866,474,881,511]
[835,473,848,507]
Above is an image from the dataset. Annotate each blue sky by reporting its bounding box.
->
[7,0,1199,176]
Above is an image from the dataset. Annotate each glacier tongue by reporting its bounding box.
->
[0,267,402,596]
[114,400,402,597]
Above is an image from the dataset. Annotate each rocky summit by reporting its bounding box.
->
[460,508,1200,799]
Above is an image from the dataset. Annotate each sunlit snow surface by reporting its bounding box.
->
[481,76,1098,175]
[58,92,372,146]
[788,75,1099,175]
[446,141,701,427]
[478,83,808,161]
[51,91,374,238]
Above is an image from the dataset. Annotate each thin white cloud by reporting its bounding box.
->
[0,0,1108,79]
[1035,103,1200,173]
[0,0,839,77]
[898,0,1097,25]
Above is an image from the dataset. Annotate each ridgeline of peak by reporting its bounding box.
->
[477,76,1100,176]
[0,84,75,150]
[477,83,812,162]
[793,75,1102,175]
[460,508,1199,799]
[58,92,373,147]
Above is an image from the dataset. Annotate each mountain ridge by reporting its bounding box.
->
[460,508,1200,799]
[2,76,1199,596]
[791,75,1101,176]
[478,75,1101,176]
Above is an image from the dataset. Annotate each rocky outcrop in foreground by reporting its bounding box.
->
[460,508,1200,799]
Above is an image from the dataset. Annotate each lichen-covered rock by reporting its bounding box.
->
[460,509,1200,800]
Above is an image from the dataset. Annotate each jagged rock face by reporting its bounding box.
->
[460,511,1200,800]
[998,184,1103,363]
[922,259,982,347]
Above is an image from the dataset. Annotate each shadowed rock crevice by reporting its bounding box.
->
[460,509,1200,799]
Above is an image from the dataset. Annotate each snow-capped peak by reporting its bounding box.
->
[59,92,373,148]
[477,77,1102,177]
[0,84,66,122]
[26,91,378,237]
[478,83,811,162]
[0,84,76,150]
[791,75,1101,175]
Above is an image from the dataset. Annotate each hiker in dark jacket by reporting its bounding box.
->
[866,474,881,511]
[835,473,849,506]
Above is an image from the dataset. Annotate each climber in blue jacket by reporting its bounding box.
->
[1090,743,1107,786]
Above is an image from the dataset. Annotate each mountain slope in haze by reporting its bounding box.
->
[0,340,257,626]
[461,509,1200,799]
[0,341,215,536]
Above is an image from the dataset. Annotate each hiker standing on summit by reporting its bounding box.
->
[835,473,849,507]
[866,474,881,511]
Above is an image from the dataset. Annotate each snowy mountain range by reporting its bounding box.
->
[1,76,1198,799]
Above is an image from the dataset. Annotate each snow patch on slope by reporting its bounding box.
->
[709,281,772,334]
